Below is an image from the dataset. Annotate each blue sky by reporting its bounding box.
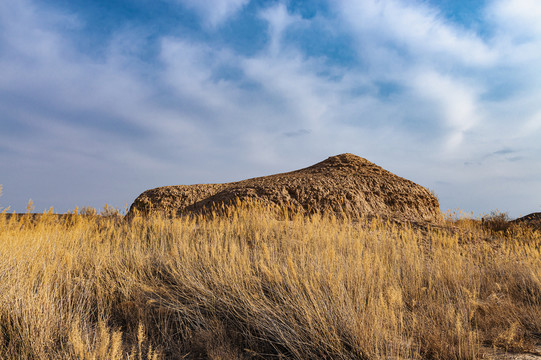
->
[1,0,540,217]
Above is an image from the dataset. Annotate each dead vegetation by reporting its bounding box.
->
[0,201,540,359]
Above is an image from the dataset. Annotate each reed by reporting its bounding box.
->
[0,201,539,359]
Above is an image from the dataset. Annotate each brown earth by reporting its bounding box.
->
[127,153,443,222]
[485,346,541,360]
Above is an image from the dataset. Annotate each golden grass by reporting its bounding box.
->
[0,202,540,359]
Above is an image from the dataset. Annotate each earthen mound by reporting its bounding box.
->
[127,153,442,222]
[511,212,541,230]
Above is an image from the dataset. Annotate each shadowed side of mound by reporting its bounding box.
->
[511,212,541,231]
[127,153,443,223]
[126,184,229,219]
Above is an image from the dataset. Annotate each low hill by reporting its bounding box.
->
[128,153,442,222]
[512,212,541,230]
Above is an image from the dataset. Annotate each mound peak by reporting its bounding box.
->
[128,154,442,222]
[311,153,373,167]
[299,153,386,174]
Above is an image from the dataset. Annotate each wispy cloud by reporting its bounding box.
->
[283,129,311,138]
[489,0,541,39]
[175,0,250,27]
[0,0,540,216]
[259,3,303,55]
[337,0,496,67]
[408,70,481,152]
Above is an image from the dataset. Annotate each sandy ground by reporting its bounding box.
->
[485,346,541,359]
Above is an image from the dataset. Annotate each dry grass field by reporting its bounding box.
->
[0,201,540,359]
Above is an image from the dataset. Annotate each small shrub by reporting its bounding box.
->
[100,204,122,218]
[482,210,511,233]
[79,206,97,216]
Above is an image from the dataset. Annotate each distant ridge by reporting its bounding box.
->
[511,212,541,230]
[128,153,442,222]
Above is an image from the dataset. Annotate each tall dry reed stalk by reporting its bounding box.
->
[0,200,540,359]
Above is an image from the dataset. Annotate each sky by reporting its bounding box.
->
[1,0,540,218]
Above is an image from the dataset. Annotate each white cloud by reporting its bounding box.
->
[485,0,541,67]
[520,111,541,136]
[242,54,335,128]
[488,0,541,38]
[409,71,481,151]
[338,0,496,67]
[158,36,345,165]
[259,3,302,55]
[176,0,250,27]
[0,0,79,59]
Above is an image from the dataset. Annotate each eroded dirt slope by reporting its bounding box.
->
[128,153,442,222]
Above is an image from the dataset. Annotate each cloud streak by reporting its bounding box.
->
[0,0,540,216]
